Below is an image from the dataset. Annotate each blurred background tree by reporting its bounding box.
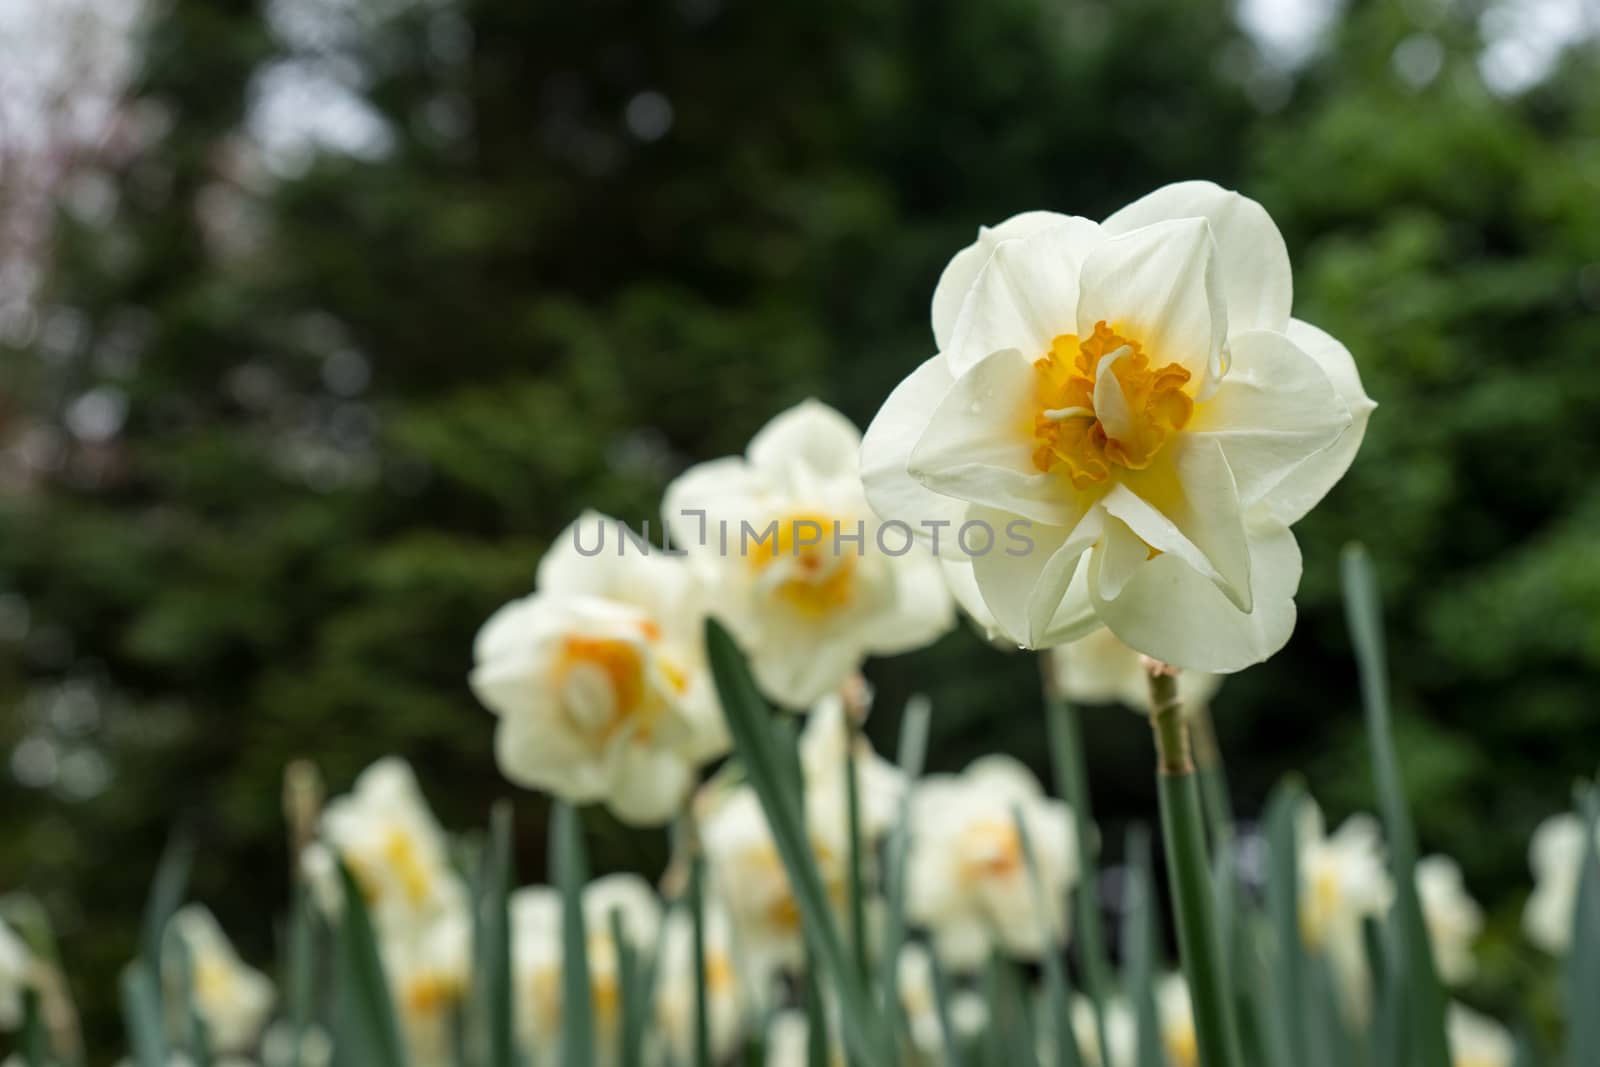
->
[0,0,1596,1055]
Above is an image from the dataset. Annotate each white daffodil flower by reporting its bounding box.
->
[384,906,472,1067]
[905,755,1076,970]
[167,906,275,1054]
[1524,812,1599,955]
[862,181,1374,672]
[1155,974,1201,1067]
[1070,993,1136,1067]
[798,693,907,846]
[764,1009,848,1067]
[1447,1002,1515,1067]
[471,512,727,825]
[512,874,661,1061]
[696,691,902,985]
[309,757,467,931]
[1048,625,1222,715]
[896,942,988,1057]
[0,917,31,1031]
[651,907,745,1067]
[1297,801,1393,1015]
[698,784,851,981]
[664,400,954,708]
[1417,854,1484,986]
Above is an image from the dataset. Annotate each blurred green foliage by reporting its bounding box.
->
[1,0,1597,1056]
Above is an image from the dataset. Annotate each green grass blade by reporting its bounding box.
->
[1340,545,1450,1067]
[1013,804,1083,1067]
[120,964,168,1067]
[551,802,596,1067]
[704,619,888,1065]
[803,936,832,1067]
[1042,682,1113,1060]
[484,801,518,1067]
[333,860,409,1067]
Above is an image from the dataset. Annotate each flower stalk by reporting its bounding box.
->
[1148,664,1241,1067]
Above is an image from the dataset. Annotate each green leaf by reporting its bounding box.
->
[332,860,409,1067]
[19,988,53,1067]
[610,908,646,1067]
[1341,544,1450,1067]
[924,946,968,1067]
[282,884,319,1067]
[687,846,713,1067]
[552,802,596,1067]
[1157,767,1243,1067]
[483,801,518,1067]
[120,964,168,1067]
[1122,827,1164,1067]
[140,831,195,1008]
[1263,781,1308,1066]
[703,618,889,1065]
[1013,803,1082,1067]
[1043,686,1113,1061]
[1564,787,1600,1067]
[878,696,931,1056]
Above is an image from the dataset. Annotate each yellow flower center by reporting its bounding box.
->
[1167,1025,1200,1067]
[747,511,856,618]
[383,829,436,907]
[1300,865,1341,947]
[404,971,465,1016]
[554,620,681,744]
[956,819,1024,884]
[1031,322,1193,489]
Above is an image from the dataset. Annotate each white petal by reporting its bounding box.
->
[747,399,863,485]
[1108,435,1253,612]
[932,211,1077,353]
[1262,319,1376,524]
[1076,217,1227,392]
[1186,329,1353,514]
[863,552,956,654]
[946,217,1104,376]
[1089,518,1302,673]
[1103,181,1291,335]
[941,557,1002,640]
[861,355,967,530]
[493,713,610,801]
[748,624,864,708]
[662,456,771,558]
[606,745,694,826]
[908,348,1096,527]
[970,505,1104,647]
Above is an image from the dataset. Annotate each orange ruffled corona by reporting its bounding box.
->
[1031,321,1194,488]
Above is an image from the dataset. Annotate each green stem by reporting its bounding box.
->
[1150,670,1241,1067]
[1040,657,1113,1062]
[686,820,713,1067]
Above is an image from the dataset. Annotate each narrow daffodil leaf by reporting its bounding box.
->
[1043,683,1113,1060]
[1341,544,1451,1067]
[484,801,518,1067]
[1122,827,1164,1067]
[120,964,168,1067]
[1564,787,1600,1067]
[687,847,713,1067]
[140,831,194,1010]
[1014,804,1083,1067]
[333,860,409,1067]
[704,618,888,1065]
[552,802,595,1067]
[879,696,931,1054]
